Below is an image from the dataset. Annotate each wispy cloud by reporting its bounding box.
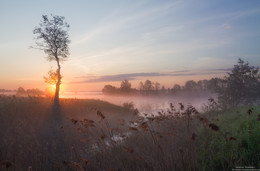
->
[69,2,260,81]
[72,68,231,83]
[13,78,42,81]
[72,1,181,46]
[143,25,184,42]
[74,72,165,83]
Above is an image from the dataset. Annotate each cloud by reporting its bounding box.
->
[72,68,231,84]
[13,78,42,81]
[74,72,165,83]
[72,1,181,46]
[143,25,184,42]
[208,68,232,72]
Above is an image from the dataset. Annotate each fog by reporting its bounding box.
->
[0,90,215,114]
[60,91,215,114]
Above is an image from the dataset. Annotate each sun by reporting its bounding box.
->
[52,84,56,89]
[49,84,56,94]
[45,84,65,98]
[45,84,56,97]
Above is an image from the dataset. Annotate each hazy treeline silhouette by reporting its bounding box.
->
[16,87,45,97]
[102,78,215,95]
[102,59,260,109]
[0,89,15,93]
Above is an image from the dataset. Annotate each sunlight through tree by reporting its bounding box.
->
[33,14,70,107]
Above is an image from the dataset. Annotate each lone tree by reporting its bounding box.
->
[211,59,260,108]
[33,15,70,106]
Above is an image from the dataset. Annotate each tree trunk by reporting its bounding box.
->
[54,59,61,107]
[54,80,60,106]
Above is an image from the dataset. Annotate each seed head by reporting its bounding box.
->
[97,110,105,119]
[208,123,219,132]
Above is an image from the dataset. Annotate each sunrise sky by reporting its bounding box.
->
[1,0,260,92]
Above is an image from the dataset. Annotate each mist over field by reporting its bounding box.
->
[1,88,214,113]
[60,91,214,113]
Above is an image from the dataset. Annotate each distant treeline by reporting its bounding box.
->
[16,87,45,97]
[102,59,260,109]
[102,79,217,95]
[0,89,15,92]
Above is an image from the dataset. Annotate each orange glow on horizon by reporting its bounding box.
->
[0,72,226,92]
[45,84,65,97]
[45,85,55,97]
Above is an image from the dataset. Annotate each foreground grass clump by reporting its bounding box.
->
[200,106,260,170]
[0,95,259,170]
[73,102,260,171]
[0,95,132,170]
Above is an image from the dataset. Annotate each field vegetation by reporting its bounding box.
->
[0,96,259,170]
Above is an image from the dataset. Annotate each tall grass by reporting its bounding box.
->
[0,95,259,170]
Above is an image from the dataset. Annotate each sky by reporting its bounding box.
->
[0,0,260,92]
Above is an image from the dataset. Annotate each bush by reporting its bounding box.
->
[122,102,135,110]
[209,59,260,109]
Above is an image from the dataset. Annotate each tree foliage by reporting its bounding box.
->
[33,15,70,61]
[172,84,181,92]
[143,80,153,92]
[184,80,197,91]
[212,59,260,108]
[102,85,118,95]
[120,80,132,93]
[43,69,60,85]
[154,82,160,92]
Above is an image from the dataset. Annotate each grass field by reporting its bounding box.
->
[0,95,259,170]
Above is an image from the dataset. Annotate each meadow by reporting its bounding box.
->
[0,95,260,171]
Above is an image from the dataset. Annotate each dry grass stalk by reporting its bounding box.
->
[97,110,105,119]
